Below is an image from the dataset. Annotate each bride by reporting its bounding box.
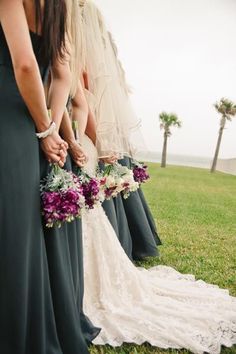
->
[75,132,236,354]
[65,2,236,353]
[67,90,236,353]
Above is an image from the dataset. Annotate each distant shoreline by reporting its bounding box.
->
[136,152,236,175]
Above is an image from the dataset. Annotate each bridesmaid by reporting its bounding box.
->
[0,0,95,353]
[99,161,133,259]
[40,0,100,351]
[57,108,101,346]
[106,28,162,259]
[70,71,133,260]
[118,156,161,260]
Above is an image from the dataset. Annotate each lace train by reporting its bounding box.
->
[81,135,236,354]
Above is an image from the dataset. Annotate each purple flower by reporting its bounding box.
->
[42,191,61,207]
[81,177,101,209]
[64,189,80,203]
[133,165,150,184]
[40,165,85,228]
[104,188,115,198]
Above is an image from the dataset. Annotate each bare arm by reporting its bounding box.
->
[60,110,76,148]
[71,71,117,164]
[47,56,72,131]
[82,71,89,90]
[60,110,87,167]
[79,73,117,164]
[0,0,67,165]
[76,71,97,145]
[85,109,97,145]
[0,0,51,132]
[78,98,117,164]
[85,110,117,164]
[71,80,89,141]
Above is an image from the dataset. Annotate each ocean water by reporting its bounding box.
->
[136,151,236,175]
[136,151,212,169]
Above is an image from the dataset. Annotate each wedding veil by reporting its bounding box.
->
[81,0,146,158]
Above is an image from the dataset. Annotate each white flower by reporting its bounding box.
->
[105,175,116,187]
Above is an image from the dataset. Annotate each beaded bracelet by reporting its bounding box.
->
[36,121,57,139]
[36,110,56,139]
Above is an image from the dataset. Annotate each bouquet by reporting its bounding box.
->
[40,164,85,228]
[76,168,104,209]
[99,163,139,200]
[132,160,150,184]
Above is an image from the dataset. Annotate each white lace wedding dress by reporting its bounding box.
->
[81,135,236,354]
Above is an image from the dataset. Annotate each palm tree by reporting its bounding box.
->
[159,112,182,168]
[211,98,236,173]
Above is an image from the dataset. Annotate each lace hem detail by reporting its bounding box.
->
[82,135,236,354]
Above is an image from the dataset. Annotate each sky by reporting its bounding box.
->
[94,0,236,158]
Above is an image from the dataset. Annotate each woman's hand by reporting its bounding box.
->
[40,131,68,167]
[69,141,88,168]
[100,155,118,165]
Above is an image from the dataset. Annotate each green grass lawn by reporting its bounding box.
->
[90,164,236,354]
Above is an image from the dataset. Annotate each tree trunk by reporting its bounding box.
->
[161,132,168,168]
[210,117,226,173]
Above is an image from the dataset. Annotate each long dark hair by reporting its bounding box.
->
[35,0,68,64]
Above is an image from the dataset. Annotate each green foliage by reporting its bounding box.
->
[90,164,236,354]
[214,98,236,120]
[159,112,182,136]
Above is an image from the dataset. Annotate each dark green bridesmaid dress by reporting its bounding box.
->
[118,157,162,261]
[0,26,96,354]
[40,158,100,353]
[100,159,161,261]
[99,162,133,259]
[102,196,133,259]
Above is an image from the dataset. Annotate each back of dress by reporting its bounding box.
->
[0,23,64,354]
[0,25,49,84]
[0,21,97,354]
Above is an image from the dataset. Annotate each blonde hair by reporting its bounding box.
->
[66,0,84,97]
